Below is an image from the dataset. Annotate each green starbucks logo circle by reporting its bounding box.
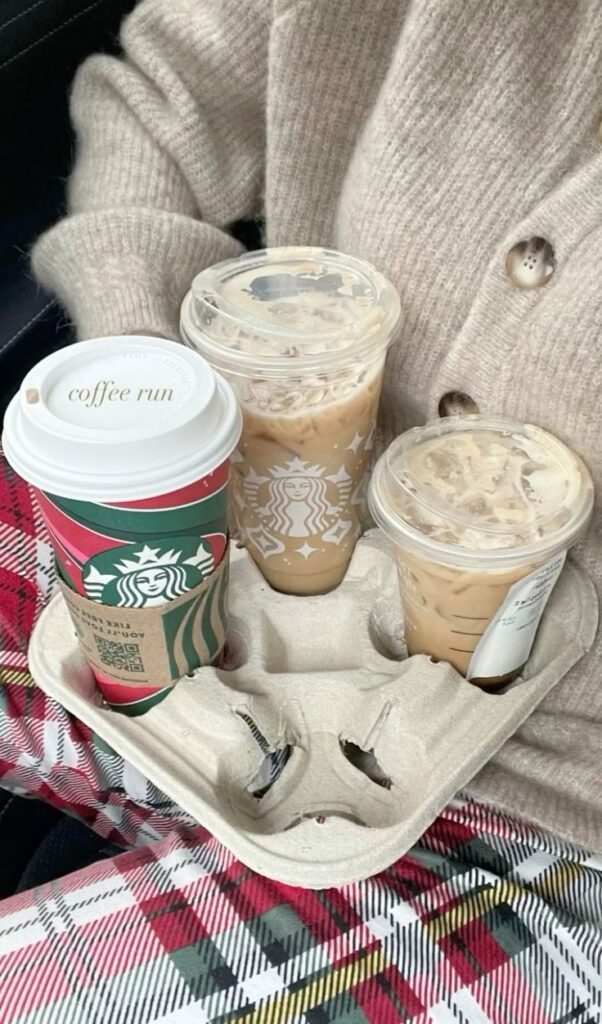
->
[83,538,215,608]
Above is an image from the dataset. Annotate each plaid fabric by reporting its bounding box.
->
[0,456,193,846]
[0,451,601,1022]
[0,802,601,1023]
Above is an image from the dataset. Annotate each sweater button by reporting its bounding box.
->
[438,391,480,417]
[506,237,555,289]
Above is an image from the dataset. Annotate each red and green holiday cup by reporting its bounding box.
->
[2,336,242,715]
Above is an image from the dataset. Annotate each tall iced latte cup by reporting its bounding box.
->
[181,248,400,595]
[369,417,594,688]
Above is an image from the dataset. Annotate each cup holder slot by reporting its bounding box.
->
[340,739,392,789]
[217,616,250,674]
[368,607,406,662]
[261,607,365,674]
[235,711,293,798]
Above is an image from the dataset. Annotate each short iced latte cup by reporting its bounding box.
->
[369,416,594,688]
[181,248,400,595]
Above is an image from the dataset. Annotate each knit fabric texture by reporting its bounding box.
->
[32,0,602,850]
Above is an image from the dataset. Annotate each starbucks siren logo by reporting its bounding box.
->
[83,538,215,608]
[242,457,354,559]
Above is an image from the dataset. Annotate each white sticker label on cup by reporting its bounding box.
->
[467,551,567,681]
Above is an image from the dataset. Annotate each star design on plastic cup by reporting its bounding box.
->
[346,433,365,453]
[296,542,317,560]
[247,527,285,559]
[322,520,352,546]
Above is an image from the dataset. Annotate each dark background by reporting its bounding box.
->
[0,0,139,416]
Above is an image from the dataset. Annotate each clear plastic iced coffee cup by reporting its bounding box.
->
[369,416,594,688]
[181,247,401,595]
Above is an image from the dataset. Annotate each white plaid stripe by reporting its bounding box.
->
[156,846,217,889]
[352,879,422,940]
[0,521,37,575]
[271,940,331,989]
[42,719,79,769]
[445,989,493,1023]
[0,649,28,669]
[210,914,273,985]
[240,965,287,1002]
[541,926,602,1008]
[0,907,48,955]
[122,761,156,803]
[34,537,56,605]
[62,877,137,926]
[153,1002,211,1023]
[511,849,564,883]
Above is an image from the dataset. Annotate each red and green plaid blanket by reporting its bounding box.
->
[0,453,601,1024]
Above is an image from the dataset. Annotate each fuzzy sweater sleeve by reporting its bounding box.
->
[32,0,271,341]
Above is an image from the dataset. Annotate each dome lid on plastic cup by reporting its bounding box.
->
[2,336,242,501]
[180,247,401,376]
[369,416,594,569]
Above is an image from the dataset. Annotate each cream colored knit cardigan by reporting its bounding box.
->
[33,0,602,850]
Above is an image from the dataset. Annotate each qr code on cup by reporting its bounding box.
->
[94,636,144,673]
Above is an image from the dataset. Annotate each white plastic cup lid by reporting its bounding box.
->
[180,246,401,378]
[2,336,242,501]
[369,415,594,570]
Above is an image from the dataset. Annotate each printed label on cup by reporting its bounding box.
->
[34,466,229,597]
[58,549,230,689]
[231,387,381,595]
[467,551,567,681]
[80,536,220,606]
[238,455,358,561]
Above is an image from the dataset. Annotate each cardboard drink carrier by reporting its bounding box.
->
[29,530,597,888]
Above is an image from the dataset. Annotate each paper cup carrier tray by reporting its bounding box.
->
[29,531,597,889]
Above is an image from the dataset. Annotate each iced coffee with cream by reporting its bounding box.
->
[369,417,593,687]
[181,247,400,594]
